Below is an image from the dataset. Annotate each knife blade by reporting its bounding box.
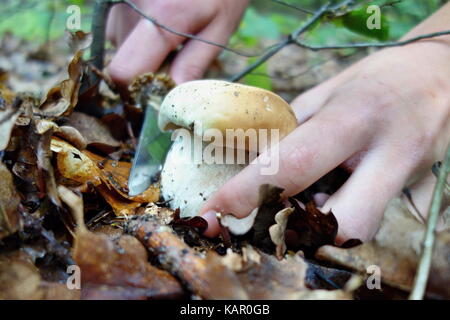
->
[128,83,173,196]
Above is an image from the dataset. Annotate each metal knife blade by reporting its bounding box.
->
[128,95,172,196]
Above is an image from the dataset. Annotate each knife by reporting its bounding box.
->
[127,80,173,196]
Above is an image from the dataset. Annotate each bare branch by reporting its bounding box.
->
[409,144,450,300]
[271,0,314,15]
[229,2,331,82]
[294,30,450,51]
[231,0,450,82]
[87,0,118,89]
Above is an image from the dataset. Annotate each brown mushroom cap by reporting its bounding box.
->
[158,80,297,150]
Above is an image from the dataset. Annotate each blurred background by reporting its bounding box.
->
[0,0,446,99]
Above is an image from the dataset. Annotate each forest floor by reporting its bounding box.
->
[0,32,449,300]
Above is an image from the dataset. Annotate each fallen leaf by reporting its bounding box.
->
[251,184,285,251]
[0,103,20,151]
[0,162,22,239]
[73,231,184,299]
[83,149,159,203]
[51,137,102,187]
[66,30,93,52]
[37,130,61,207]
[51,137,159,216]
[287,199,338,256]
[39,51,83,117]
[172,210,208,234]
[58,184,183,300]
[54,125,87,150]
[220,245,353,300]
[316,198,450,298]
[269,207,295,259]
[67,112,120,154]
[0,251,79,300]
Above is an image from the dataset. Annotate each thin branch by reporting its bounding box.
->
[229,38,291,82]
[229,2,332,82]
[402,188,426,224]
[380,0,403,9]
[409,144,450,300]
[117,0,260,58]
[231,0,450,81]
[88,0,117,87]
[294,29,450,51]
[271,0,314,15]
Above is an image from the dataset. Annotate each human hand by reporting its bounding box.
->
[199,40,450,242]
[106,0,248,87]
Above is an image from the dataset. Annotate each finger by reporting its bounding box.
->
[106,3,140,46]
[321,145,415,243]
[200,105,373,237]
[107,19,184,87]
[290,68,353,124]
[169,20,233,84]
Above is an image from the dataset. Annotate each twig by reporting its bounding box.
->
[229,38,291,82]
[402,188,426,224]
[231,0,450,81]
[229,2,332,82]
[271,0,314,15]
[409,144,450,300]
[432,161,450,197]
[294,29,450,51]
[88,0,119,88]
[380,0,403,8]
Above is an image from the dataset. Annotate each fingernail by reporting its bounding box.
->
[200,210,219,238]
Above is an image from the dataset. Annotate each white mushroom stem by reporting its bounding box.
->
[161,132,248,218]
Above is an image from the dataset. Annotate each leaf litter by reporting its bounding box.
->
[0,32,448,300]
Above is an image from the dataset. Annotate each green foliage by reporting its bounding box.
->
[0,0,91,42]
[338,5,390,41]
[243,58,272,91]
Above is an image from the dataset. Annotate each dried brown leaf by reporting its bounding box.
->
[0,106,20,151]
[269,207,295,260]
[0,162,22,239]
[66,30,93,52]
[67,112,120,154]
[287,199,338,255]
[54,125,87,150]
[39,51,83,117]
[73,231,183,299]
[51,138,159,214]
[0,251,79,300]
[316,198,450,298]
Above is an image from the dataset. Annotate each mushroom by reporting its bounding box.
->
[158,80,297,229]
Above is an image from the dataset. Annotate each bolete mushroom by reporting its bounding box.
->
[158,80,297,226]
